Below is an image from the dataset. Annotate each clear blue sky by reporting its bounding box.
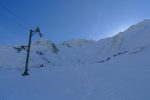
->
[0,0,150,45]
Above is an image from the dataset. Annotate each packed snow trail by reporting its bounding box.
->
[0,47,150,100]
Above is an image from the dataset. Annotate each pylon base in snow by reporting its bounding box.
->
[22,71,30,76]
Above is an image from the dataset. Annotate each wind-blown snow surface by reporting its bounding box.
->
[0,19,150,100]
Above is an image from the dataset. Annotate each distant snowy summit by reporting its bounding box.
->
[62,39,96,47]
[124,19,150,33]
[112,19,150,49]
[0,19,150,69]
[33,19,150,48]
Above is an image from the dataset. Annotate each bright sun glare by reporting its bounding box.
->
[90,23,132,41]
[109,24,130,36]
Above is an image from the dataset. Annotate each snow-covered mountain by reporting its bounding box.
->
[0,19,150,100]
[1,19,150,69]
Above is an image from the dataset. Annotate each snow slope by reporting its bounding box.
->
[0,19,150,100]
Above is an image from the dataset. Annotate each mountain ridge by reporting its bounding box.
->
[0,19,150,69]
[0,19,150,100]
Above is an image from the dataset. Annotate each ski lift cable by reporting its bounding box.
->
[0,13,29,31]
[0,2,30,30]
[0,2,33,31]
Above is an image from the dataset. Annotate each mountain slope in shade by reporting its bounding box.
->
[0,19,150,100]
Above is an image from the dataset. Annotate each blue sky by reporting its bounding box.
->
[0,0,150,45]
